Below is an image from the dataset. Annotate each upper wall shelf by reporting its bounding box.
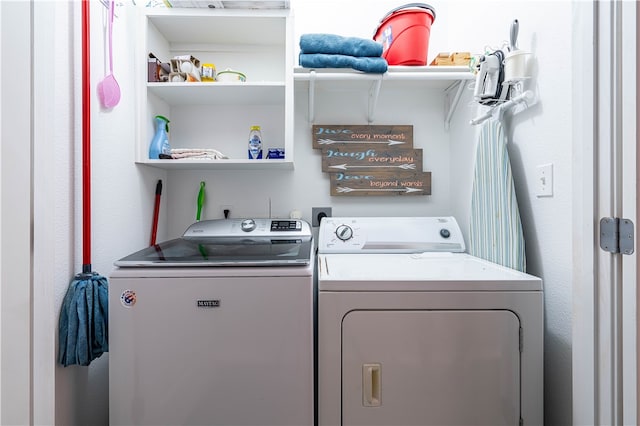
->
[136,7,294,170]
[293,66,474,128]
[147,82,286,105]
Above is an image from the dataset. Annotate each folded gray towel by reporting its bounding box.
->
[299,53,388,74]
[300,33,383,57]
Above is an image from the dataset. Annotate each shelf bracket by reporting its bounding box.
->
[444,80,466,131]
[308,70,316,123]
[367,77,383,124]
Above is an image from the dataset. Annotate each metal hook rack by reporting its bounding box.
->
[469,89,534,125]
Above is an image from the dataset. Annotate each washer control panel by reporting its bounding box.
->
[183,218,311,241]
[318,217,466,254]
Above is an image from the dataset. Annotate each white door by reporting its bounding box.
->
[0,1,34,424]
[341,310,521,426]
[595,2,637,424]
[573,1,637,424]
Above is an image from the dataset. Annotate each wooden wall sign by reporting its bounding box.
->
[321,148,423,173]
[312,125,413,149]
[330,172,431,196]
[312,124,431,197]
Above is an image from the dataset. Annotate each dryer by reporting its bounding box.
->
[317,217,543,426]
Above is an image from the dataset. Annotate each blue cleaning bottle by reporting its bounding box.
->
[149,115,171,159]
[248,125,263,159]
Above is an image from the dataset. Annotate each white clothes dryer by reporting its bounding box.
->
[317,217,543,426]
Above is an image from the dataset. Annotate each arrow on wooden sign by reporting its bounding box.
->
[318,138,406,146]
[329,171,431,196]
[329,163,417,171]
[336,187,424,194]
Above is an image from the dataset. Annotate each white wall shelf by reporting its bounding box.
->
[136,8,294,170]
[147,82,286,106]
[136,158,293,170]
[293,66,474,127]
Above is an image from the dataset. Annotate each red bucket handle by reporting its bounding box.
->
[379,3,436,23]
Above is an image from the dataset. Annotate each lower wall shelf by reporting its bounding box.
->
[137,159,294,170]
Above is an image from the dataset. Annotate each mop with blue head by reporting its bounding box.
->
[58,0,109,367]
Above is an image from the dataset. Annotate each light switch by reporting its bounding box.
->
[536,163,553,197]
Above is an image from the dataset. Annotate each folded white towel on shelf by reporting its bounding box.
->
[170,148,228,160]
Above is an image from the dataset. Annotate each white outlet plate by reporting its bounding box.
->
[312,207,332,227]
[536,164,553,197]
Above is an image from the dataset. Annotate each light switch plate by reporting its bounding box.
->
[536,163,553,197]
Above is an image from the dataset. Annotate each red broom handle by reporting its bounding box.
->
[150,180,162,246]
[82,0,91,270]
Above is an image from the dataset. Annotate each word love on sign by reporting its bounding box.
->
[330,171,432,196]
[321,148,423,173]
[312,125,413,149]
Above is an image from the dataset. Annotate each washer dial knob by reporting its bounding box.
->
[440,228,451,238]
[241,219,256,232]
[335,224,354,241]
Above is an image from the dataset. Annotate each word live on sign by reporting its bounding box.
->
[312,125,413,149]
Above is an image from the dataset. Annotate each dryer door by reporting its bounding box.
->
[342,310,521,426]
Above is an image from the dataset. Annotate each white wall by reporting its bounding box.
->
[445,2,574,424]
[40,1,573,425]
[49,2,161,425]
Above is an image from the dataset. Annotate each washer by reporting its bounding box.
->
[317,217,543,426]
[109,219,314,426]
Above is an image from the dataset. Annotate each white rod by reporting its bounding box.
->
[469,90,534,125]
[367,78,383,123]
[293,72,473,82]
[308,71,316,123]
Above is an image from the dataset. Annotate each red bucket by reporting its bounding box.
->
[373,3,436,66]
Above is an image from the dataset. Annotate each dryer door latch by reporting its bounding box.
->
[600,217,634,255]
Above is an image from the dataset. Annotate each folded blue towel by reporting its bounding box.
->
[58,272,109,367]
[299,53,388,74]
[300,33,383,58]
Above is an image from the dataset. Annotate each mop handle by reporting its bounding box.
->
[150,180,162,246]
[82,0,91,271]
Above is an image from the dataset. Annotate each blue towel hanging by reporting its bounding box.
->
[469,118,526,272]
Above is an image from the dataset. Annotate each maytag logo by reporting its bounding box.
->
[197,300,220,308]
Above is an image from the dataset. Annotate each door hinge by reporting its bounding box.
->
[600,217,634,255]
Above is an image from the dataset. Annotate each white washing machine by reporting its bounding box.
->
[109,219,314,426]
[317,217,543,426]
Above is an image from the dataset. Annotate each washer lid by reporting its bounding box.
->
[115,219,313,267]
[318,253,542,291]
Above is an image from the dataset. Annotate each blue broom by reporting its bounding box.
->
[58,0,109,367]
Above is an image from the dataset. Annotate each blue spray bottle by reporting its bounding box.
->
[149,115,171,159]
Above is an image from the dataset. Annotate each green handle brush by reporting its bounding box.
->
[196,181,205,221]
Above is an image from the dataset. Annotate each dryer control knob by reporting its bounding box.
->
[335,224,354,241]
[440,228,451,238]
[241,219,256,232]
